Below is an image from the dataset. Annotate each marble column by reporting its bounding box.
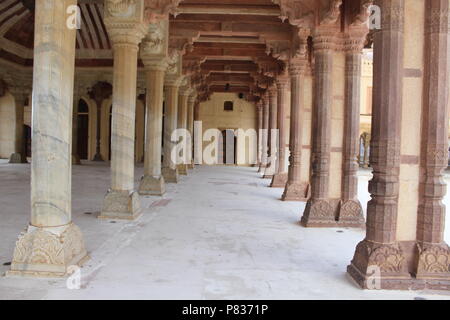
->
[177,88,190,175]
[9,88,29,164]
[187,94,196,169]
[282,59,309,201]
[139,61,167,196]
[71,88,82,165]
[7,0,87,277]
[256,102,263,167]
[347,0,411,287]
[301,33,335,227]
[100,23,146,220]
[271,75,290,187]
[263,87,278,178]
[258,96,269,172]
[162,82,180,183]
[337,36,366,226]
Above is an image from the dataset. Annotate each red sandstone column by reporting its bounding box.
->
[271,74,290,187]
[301,31,335,227]
[263,86,278,179]
[415,0,450,281]
[258,95,270,172]
[282,59,309,201]
[347,0,410,288]
[337,33,366,227]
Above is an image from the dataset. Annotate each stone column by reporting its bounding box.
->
[256,102,263,167]
[139,62,167,196]
[271,74,290,187]
[187,94,196,169]
[301,32,335,227]
[282,59,309,201]
[177,88,190,175]
[414,0,450,283]
[258,96,269,172]
[162,82,180,183]
[347,0,411,288]
[9,88,29,164]
[72,85,85,165]
[100,7,147,220]
[263,87,278,178]
[7,0,87,277]
[336,34,366,226]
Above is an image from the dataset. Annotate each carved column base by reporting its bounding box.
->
[301,199,340,227]
[415,242,450,281]
[138,175,166,196]
[72,154,81,165]
[9,153,27,164]
[301,199,365,228]
[162,167,179,183]
[347,240,415,290]
[99,190,142,220]
[348,241,450,290]
[337,200,366,228]
[270,173,288,188]
[177,164,188,176]
[6,223,88,278]
[188,162,195,169]
[281,182,309,202]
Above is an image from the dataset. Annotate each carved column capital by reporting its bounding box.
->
[104,0,147,47]
[144,0,182,24]
[140,20,169,68]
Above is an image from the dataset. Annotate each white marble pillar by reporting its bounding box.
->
[100,9,147,219]
[177,88,190,175]
[162,80,181,183]
[139,62,167,196]
[187,94,196,169]
[9,88,29,163]
[263,87,278,178]
[8,0,87,277]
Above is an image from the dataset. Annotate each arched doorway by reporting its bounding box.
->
[77,99,89,160]
[220,129,237,165]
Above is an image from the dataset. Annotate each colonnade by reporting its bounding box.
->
[3,0,450,291]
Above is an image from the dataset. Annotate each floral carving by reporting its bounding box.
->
[106,0,137,18]
[416,243,450,275]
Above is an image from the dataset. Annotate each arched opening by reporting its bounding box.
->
[77,99,89,160]
[220,129,237,165]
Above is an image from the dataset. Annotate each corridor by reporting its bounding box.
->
[0,163,449,300]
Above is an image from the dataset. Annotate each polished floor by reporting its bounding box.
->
[0,161,449,300]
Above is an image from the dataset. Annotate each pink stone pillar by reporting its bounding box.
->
[337,34,366,227]
[301,32,335,227]
[256,102,263,167]
[282,59,309,201]
[347,0,410,288]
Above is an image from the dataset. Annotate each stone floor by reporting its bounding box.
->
[0,160,449,300]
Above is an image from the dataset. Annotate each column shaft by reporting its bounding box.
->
[263,88,278,178]
[301,44,334,226]
[177,92,189,175]
[337,45,365,226]
[258,98,269,172]
[139,67,166,195]
[9,92,28,163]
[162,85,180,183]
[415,0,450,280]
[100,29,145,219]
[271,76,289,187]
[347,0,410,288]
[282,61,309,201]
[8,0,87,277]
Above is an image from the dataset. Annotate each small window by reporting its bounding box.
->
[224,101,234,111]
